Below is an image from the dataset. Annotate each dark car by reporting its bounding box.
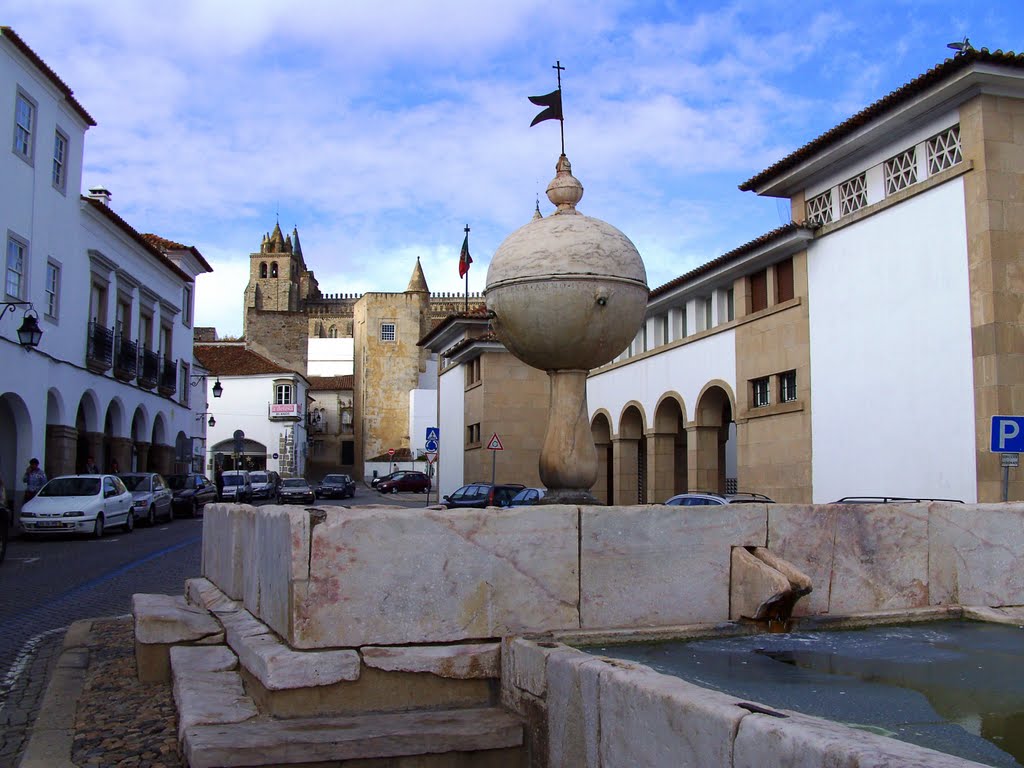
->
[371,471,397,488]
[317,474,356,499]
[166,473,219,517]
[376,471,431,494]
[509,487,547,506]
[664,491,774,506]
[443,483,525,509]
[277,478,316,504]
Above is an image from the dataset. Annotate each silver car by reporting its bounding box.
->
[118,472,174,526]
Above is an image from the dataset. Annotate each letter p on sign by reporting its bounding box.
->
[991,416,1024,452]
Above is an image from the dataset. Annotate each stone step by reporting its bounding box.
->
[182,706,524,767]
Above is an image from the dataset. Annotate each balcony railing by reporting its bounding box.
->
[138,347,159,389]
[113,334,138,381]
[86,321,114,372]
[158,358,178,396]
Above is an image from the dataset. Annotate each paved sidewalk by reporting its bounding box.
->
[15,617,179,768]
[0,629,64,768]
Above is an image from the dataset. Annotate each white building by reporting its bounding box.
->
[0,27,212,506]
[194,343,309,478]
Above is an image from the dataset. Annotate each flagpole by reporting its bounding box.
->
[553,60,565,155]
[464,224,470,313]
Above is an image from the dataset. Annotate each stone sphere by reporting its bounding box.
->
[486,211,648,371]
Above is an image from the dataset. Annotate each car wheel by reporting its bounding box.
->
[147,506,156,526]
[124,509,134,533]
[93,514,105,539]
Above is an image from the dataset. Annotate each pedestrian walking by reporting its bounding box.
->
[109,458,120,474]
[23,458,46,503]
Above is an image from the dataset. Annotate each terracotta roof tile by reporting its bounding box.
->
[1,27,96,126]
[81,197,192,282]
[142,234,214,274]
[740,48,1024,192]
[308,375,354,391]
[193,344,297,376]
[649,223,815,298]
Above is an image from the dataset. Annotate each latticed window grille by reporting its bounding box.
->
[884,149,917,195]
[927,125,962,175]
[805,191,833,224]
[839,173,867,216]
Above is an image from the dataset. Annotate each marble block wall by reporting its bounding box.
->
[200,502,1024,650]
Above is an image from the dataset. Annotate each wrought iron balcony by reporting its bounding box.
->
[113,334,138,381]
[138,346,159,389]
[85,321,114,372]
[158,357,178,396]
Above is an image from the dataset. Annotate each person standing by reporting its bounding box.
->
[85,455,100,474]
[23,458,46,503]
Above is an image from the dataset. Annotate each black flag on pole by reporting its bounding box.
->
[529,89,562,127]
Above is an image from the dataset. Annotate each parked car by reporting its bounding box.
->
[317,473,356,499]
[443,483,525,509]
[277,478,316,504]
[663,491,774,506]
[119,472,174,526]
[166,473,219,517]
[371,471,397,488]
[19,474,134,538]
[376,470,431,494]
[220,470,253,503]
[509,487,547,506]
[249,471,281,500]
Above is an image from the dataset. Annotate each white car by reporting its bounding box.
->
[19,474,134,538]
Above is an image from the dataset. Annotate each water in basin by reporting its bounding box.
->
[588,620,1024,767]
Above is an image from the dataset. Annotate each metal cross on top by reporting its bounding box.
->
[529,60,567,155]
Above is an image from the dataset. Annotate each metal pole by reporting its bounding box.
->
[491,450,496,487]
[1003,464,1010,502]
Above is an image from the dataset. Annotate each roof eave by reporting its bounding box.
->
[445,340,506,365]
[745,62,1024,198]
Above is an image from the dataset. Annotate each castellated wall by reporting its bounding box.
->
[244,307,309,375]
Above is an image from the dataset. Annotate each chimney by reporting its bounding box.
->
[88,187,112,206]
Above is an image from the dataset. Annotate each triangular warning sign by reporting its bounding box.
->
[486,433,504,451]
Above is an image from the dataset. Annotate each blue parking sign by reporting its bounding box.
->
[991,416,1024,452]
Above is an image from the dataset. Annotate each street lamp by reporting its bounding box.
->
[1,302,42,349]
[190,373,224,397]
[196,412,216,427]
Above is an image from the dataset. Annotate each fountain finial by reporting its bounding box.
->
[546,154,583,214]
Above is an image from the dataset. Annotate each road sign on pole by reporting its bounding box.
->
[425,451,437,464]
[425,438,439,453]
[426,427,440,443]
[991,416,1024,452]
[486,433,504,451]
[387,448,395,457]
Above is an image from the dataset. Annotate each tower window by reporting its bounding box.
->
[270,262,278,278]
[380,323,396,342]
[260,262,267,278]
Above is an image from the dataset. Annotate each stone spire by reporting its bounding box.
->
[532,198,543,221]
[406,257,429,293]
[292,226,303,258]
[268,221,289,252]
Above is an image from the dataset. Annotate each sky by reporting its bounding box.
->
[7,1,1023,337]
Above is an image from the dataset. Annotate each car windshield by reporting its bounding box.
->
[324,475,348,484]
[39,477,101,497]
[119,475,151,492]
[223,475,244,486]
[165,474,188,490]
[250,472,268,482]
[282,479,308,488]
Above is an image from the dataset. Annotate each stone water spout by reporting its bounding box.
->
[485,155,648,504]
[730,546,813,629]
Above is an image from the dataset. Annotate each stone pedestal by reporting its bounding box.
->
[45,424,77,478]
[686,425,721,492]
[646,431,676,504]
[135,441,151,473]
[592,442,611,505]
[540,370,597,504]
[108,437,133,476]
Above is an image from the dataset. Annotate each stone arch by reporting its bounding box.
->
[150,412,171,475]
[46,388,65,426]
[590,410,614,505]
[691,381,736,493]
[270,261,279,278]
[315,321,325,338]
[130,406,150,472]
[615,402,648,504]
[650,392,688,503]
[0,392,33,502]
[328,325,337,338]
[174,430,191,473]
[101,398,127,473]
[260,262,268,278]
[75,391,102,474]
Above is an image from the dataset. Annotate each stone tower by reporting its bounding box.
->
[243,223,314,373]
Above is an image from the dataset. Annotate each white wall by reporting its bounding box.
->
[205,373,308,476]
[308,337,353,376]
[587,329,737,430]
[808,179,976,502]
[437,364,466,497]
[409,388,437,458]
